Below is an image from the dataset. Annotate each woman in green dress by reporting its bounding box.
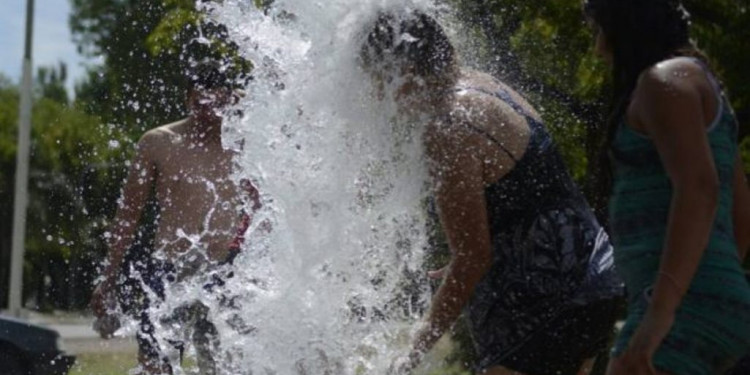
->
[584,0,750,374]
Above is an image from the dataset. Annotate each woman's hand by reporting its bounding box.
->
[608,310,674,375]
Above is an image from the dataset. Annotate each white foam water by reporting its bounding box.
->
[153,1,452,374]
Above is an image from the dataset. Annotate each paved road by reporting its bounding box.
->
[27,312,137,355]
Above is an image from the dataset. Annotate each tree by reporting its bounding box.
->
[0,71,122,309]
[70,0,251,139]
[70,0,191,137]
[686,0,750,129]
[0,76,20,309]
[36,63,69,105]
[441,2,750,372]
[450,0,750,183]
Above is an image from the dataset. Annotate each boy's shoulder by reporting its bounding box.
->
[140,118,190,145]
[137,118,191,159]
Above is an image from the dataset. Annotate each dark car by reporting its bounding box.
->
[0,315,76,375]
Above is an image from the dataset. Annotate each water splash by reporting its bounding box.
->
[153,1,447,374]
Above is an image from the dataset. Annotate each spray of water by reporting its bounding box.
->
[149,1,453,374]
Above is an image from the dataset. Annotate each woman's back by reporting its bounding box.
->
[451,71,622,370]
[452,71,601,254]
[450,71,582,223]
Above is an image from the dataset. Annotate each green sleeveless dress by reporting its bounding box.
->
[609,65,750,374]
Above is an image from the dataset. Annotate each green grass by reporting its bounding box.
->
[69,352,138,375]
[419,337,471,375]
[68,352,197,375]
[423,363,471,375]
[65,340,469,375]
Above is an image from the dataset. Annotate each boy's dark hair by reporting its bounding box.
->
[182,21,253,91]
[186,58,252,91]
[360,9,455,77]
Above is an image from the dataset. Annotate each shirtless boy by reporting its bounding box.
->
[91,61,258,375]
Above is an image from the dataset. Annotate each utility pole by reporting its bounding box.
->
[9,0,35,317]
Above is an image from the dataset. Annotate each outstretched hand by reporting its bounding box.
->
[90,281,121,339]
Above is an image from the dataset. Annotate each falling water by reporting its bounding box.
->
[147,1,453,374]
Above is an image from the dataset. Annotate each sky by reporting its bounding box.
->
[0,0,92,96]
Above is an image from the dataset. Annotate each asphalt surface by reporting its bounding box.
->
[26,312,137,355]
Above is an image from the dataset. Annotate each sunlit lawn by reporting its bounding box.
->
[423,363,471,375]
[67,339,469,375]
[69,352,197,375]
[69,352,138,375]
[68,354,467,375]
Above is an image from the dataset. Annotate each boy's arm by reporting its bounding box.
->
[92,132,159,315]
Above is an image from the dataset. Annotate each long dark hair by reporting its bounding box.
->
[583,0,700,211]
[360,9,456,79]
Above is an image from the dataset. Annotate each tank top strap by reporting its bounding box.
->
[464,122,519,163]
[457,86,536,122]
[683,57,723,94]
[454,86,536,163]
[674,56,738,137]
[453,86,553,162]
[672,56,724,107]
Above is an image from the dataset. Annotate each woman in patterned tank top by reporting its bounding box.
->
[584,0,750,374]
[361,8,622,375]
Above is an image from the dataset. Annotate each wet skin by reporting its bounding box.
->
[389,67,595,375]
[592,27,750,375]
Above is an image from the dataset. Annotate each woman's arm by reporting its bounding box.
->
[639,63,719,325]
[733,155,750,261]
[613,61,720,373]
[408,126,495,359]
